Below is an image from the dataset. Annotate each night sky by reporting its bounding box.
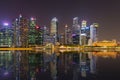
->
[0,0,120,40]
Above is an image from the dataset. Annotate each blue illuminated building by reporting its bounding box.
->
[72,17,80,44]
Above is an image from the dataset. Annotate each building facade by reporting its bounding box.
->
[28,17,37,45]
[80,20,88,45]
[50,17,58,44]
[0,23,13,47]
[13,14,29,47]
[72,17,80,44]
[64,24,72,44]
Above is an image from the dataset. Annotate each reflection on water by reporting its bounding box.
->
[0,51,120,80]
[93,51,117,58]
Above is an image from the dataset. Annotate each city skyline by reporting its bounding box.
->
[0,0,120,40]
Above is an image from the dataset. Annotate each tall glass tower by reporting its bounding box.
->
[35,25,43,45]
[64,24,71,44]
[50,17,58,44]
[90,23,99,44]
[0,23,13,47]
[13,14,29,47]
[72,17,80,44]
[28,17,36,45]
[20,16,29,47]
[80,20,88,45]
[43,25,50,45]
[28,17,43,45]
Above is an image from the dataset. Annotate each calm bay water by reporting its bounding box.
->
[0,51,120,80]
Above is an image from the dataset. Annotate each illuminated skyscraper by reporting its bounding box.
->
[59,33,64,44]
[19,16,29,47]
[81,20,87,27]
[0,23,13,47]
[80,20,87,45]
[72,17,80,34]
[50,17,58,44]
[28,17,36,45]
[43,25,50,45]
[28,17,43,45]
[90,23,99,45]
[35,25,43,45]
[64,24,71,44]
[13,18,20,47]
[13,14,29,47]
[72,17,80,44]
[80,20,90,45]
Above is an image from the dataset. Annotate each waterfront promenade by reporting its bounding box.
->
[0,44,120,52]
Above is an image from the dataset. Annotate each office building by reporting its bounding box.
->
[50,17,58,44]
[13,14,29,47]
[72,17,80,44]
[0,23,13,47]
[90,23,99,44]
[64,24,71,44]
[28,17,37,45]
[80,20,88,45]
[43,25,50,45]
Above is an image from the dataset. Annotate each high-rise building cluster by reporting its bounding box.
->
[0,15,98,47]
[65,17,98,45]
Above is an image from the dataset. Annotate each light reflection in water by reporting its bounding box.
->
[0,50,119,80]
[93,52,117,58]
